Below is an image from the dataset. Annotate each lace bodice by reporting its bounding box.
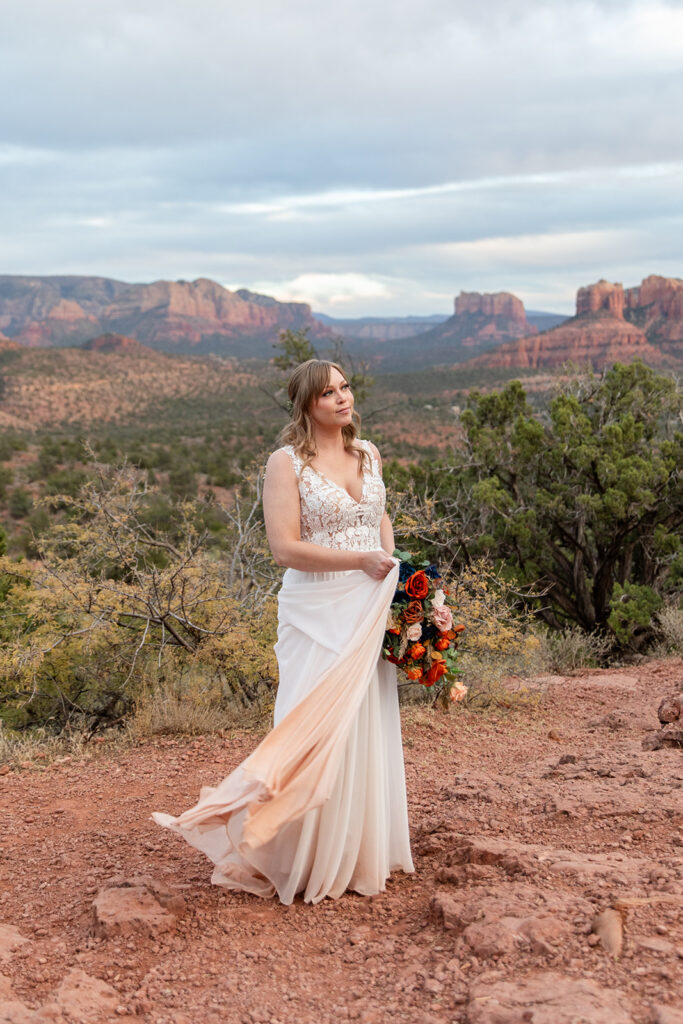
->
[280,439,385,552]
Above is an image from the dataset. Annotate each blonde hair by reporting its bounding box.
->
[277,359,369,474]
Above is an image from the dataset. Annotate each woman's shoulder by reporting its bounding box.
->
[269,445,303,478]
[356,438,381,464]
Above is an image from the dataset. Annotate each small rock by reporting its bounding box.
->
[591,908,624,958]
[52,969,121,1022]
[634,935,675,955]
[466,971,634,1023]
[93,876,185,939]
[643,723,683,750]
[657,694,683,724]
[0,925,30,962]
[652,1007,683,1024]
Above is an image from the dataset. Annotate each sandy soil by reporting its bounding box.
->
[0,658,681,1024]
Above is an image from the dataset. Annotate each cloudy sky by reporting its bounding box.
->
[2,0,682,315]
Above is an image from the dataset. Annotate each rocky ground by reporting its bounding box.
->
[0,658,681,1024]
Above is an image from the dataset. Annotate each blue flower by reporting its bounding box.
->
[398,561,418,583]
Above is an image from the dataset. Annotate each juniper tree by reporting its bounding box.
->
[388,362,682,647]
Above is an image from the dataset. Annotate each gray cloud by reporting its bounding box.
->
[0,0,682,313]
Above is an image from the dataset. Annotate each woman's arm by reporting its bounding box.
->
[367,442,395,555]
[263,450,394,579]
[380,512,395,556]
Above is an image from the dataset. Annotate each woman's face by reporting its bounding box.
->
[309,367,354,429]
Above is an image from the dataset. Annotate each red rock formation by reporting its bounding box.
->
[576,280,624,318]
[625,275,683,354]
[399,290,534,367]
[0,275,326,351]
[463,278,671,371]
[103,278,322,346]
[455,291,528,327]
[465,317,661,370]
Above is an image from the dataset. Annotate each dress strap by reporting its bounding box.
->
[357,439,379,475]
[281,445,303,480]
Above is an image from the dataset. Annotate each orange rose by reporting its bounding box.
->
[435,637,450,651]
[404,667,422,680]
[402,600,424,625]
[408,642,425,660]
[388,627,401,635]
[404,571,430,599]
[425,660,448,686]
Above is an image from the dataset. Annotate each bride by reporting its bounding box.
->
[152,359,414,904]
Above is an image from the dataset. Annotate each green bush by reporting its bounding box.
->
[608,582,663,650]
[8,487,32,519]
[387,362,682,649]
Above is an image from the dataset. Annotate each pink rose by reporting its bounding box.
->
[406,622,422,642]
[431,603,453,631]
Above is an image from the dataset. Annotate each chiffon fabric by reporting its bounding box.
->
[152,440,414,904]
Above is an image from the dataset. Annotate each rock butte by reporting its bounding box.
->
[463,275,683,370]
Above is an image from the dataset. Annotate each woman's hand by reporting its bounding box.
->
[359,550,396,580]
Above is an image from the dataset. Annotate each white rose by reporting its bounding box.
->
[406,623,422,642]
[433,589,445,608]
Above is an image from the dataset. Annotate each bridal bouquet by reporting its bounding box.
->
[382,551,467,703]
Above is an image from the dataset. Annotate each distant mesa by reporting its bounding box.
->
[434,289,534,346]
[81,333,148,354]
[462,275,683,371]
[366,289,538,371]
[0,275,327,355]
[454,290,528,325]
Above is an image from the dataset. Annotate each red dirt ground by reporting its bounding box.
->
[0,658,681,1023]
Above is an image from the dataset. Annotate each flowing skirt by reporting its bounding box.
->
[151,562,414,904]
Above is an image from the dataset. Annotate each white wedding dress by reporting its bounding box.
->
[152,439,414,904]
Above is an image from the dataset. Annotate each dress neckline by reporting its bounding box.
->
[307,460,367,506]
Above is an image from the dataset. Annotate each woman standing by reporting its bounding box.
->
[152,359,414,903]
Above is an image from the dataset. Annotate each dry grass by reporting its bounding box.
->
[646,601,683,659]
[0,721,103,768]
[537,623,612,672]
[126,676,273,740]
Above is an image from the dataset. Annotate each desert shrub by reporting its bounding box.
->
[45,468,89,499]
[0,720,92,768]
[0,465,13,501]
[8,487,32,518]
[386,362,682,650]
[0,458,280,734]
[168,462,198,499]
[15,505,51,558]
[0,434,27,462]
[608,581,663,650]
[418,560,545,712]
[538,624,612,672]
[651,601,683,656]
